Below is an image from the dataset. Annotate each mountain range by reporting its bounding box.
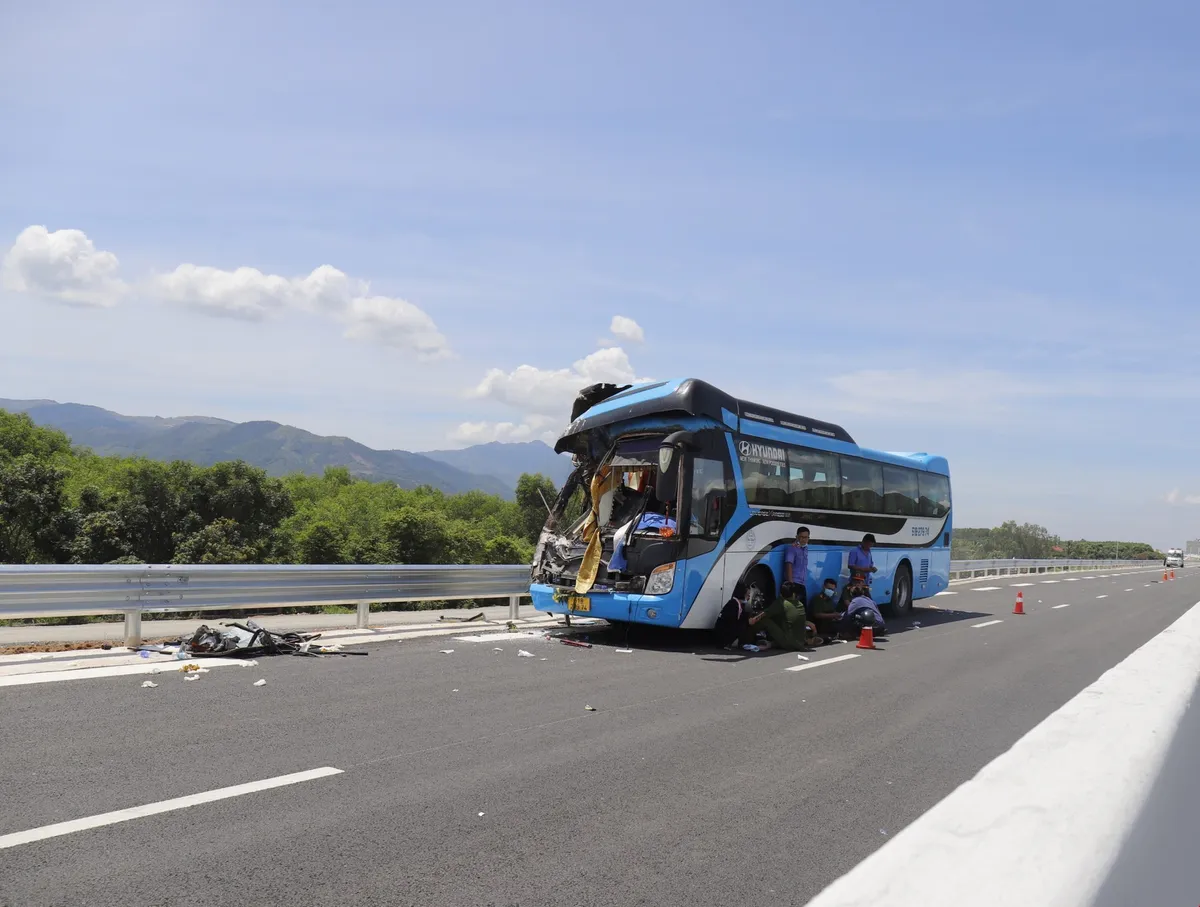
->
[0,398,574,498]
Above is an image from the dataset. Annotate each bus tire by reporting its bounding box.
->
[744,567,777,613]
[888,563,913,617]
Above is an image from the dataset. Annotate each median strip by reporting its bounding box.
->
[0,767,344,850]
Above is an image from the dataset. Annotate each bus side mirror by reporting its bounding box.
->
[656,431,694,502]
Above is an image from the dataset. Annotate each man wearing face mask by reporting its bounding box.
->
[809,577,844,644]
[783,526,811,606]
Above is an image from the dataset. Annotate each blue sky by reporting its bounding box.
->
[1,0,1198,547]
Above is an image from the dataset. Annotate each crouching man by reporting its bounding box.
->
[750,582,821,650]
[809,577,844,645]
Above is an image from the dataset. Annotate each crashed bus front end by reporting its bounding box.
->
[529,381,724,628]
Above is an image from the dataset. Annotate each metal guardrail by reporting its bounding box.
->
[0,558,1165,647]
[948,558,1156,580]
[0,564,532,646]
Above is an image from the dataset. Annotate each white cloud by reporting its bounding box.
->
[147,262,449,358]
[1,225,127,307]
[454,346,650,446]
[610,315,645,344]
[146,263,360,320]
[451,415,558,444]
[1166,489,1200,506]
[471,347,642,417]
[343,294,449,359]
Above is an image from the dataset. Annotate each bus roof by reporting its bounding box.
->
[558,378,949,474]
[556,378,856,452]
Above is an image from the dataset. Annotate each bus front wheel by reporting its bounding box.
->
[744,568,777,614]
[888,564,913,617]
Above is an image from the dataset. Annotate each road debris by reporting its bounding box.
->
[561,638,592,649]
[517,650,536,658]
[437,611,484,622]
[253,679,266,687]
[176,621,367,659]
[796,654,810,661]
[615,648,633,654]
[141,680,158,688]
[584,705,597,711]
[440,649,454,655]
[184,674,199,682]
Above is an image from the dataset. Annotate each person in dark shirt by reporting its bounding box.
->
[713,581,755,650]
[809,577,844,644]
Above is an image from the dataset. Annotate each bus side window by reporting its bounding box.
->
[690,457,731,538]
[788,448,839,509]
[918,473,951,518]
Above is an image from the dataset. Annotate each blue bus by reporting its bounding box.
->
[529,378,952,629]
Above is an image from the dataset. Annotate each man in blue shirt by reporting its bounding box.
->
[848,534,878,585]
[783,527,810,606]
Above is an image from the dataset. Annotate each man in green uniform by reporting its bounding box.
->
[749,582,820,650]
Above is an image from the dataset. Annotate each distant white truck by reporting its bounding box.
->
[1165,548,1184,568]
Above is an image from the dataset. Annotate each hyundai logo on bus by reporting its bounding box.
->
[738,440,787,464]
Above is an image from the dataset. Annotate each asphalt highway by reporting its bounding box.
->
[0,566,1194,907]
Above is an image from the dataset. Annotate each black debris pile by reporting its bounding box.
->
[177,620,367,658]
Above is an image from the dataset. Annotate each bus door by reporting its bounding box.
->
[681,434,737,622]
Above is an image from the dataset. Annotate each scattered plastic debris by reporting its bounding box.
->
[440,650,455,655]
[253,679,266,687]
[796,654,809,661]
[584,705,597,711]
[172,621,367,659]
[478,812,485,817]
[615,648,633,654]
[452,689,459,692]
[493,647,504,652]
[880,830,889,836]
[517,650,536,658]
[141,680,158,688]
[138,651,151,659]
[179,663,202,673]
[184,674,199,682]
[743,644,761,653]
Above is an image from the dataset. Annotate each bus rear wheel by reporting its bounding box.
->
[888,564,913,617]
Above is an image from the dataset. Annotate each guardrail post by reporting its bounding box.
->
[508,595,521,621]
[356,601,370,630]
[124,610,142,648]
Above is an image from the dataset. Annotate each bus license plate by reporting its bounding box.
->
[568,596,591,612]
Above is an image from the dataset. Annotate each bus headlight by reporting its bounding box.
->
[645,563,675,596]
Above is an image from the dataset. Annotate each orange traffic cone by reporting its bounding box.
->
[856,626,877,650]
[1164,572,1169,582]
[1171,571,1176,581]
[1013,590,1025,615]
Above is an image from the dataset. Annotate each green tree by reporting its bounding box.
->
[374,507,455,564]
[0,457,74,563]
[295,520,350,564]
[515,473,557,542]
[173,518,257,564]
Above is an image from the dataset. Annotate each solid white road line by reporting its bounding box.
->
[1066,578,1080,582]
[1041,580,1061,584]
[972,620,1004,629]
[0,767,344,851]
[1009,583,1035,587]
[1053,604,1071,610]
[785,653,861,672]
[804,601,1200,907]
[0,658,259,688]
[973,587,1002,592]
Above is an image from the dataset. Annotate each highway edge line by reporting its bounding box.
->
[803,599,1200,907]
